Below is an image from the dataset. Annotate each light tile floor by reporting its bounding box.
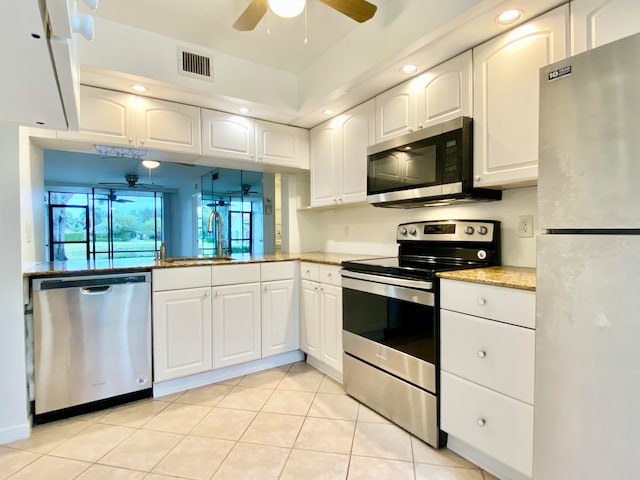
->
[1,362,498,480]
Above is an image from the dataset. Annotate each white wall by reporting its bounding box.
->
[305,187,538,267]
[0,123,30,443]
[19,130,45,268]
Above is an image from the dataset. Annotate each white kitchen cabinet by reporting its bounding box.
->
[299,263,343,376]
[261,261,298,358]
[472,5,569,188]
[374,51,473,144]
[255,120,309,169]
[262,279,297,358]
[571,0,640,54]
[201,109,255,162]
[310,100,375,207]
[153,287,213,382]
[414,50,473,130]
[212,282,262,369]
[440,279,536,478]
[59,85,201,155]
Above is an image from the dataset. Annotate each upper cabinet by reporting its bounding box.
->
[59,86,201,155]
[374,52,473,144]
[571,0,640,54]
[310,99,375,207]
[255,120,310,169]
[472,6,569,188]
[201,109,255,162]
[201,110,309,170]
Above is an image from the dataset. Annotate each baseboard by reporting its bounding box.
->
[153,350,305,398]
[0,422,30,445]
[447,435,532,480]
[306,355,342,384]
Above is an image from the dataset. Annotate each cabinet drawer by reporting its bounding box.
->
[441,310,534,404]
[153,266,211,291]
[300,262,320,281]
[440,279,535,328]
[212,263,261,285]
[261,261,297,281]
[319,264,341,286]
[441,372,533,477]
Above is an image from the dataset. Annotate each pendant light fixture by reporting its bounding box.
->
[268,0,306,18]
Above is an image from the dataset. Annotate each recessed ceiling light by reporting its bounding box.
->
[237,107,251,115]
[131,84,148,93]
[142,160,160,169]
[496,9,523,25]
[400,64,418,75]
[322,109,334,116]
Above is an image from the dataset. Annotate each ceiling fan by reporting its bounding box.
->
[98,192,134,204]
[98,174,165,190]
[233,0,377,31]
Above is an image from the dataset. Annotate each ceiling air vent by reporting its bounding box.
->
[177,47,214,82]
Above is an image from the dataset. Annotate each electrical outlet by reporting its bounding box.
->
[518,215,534,238]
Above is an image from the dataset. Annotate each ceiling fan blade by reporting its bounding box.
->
[233,0,268,31]
[319,0,377,23]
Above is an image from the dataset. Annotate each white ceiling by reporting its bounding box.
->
[87,0,360,74]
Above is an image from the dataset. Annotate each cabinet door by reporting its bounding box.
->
[320,284,343,373]
[262,279,298,358]
[572,0,640,54]
[375,80,416,143]
[153,287,212,382]
[212,283,261,368]
[310,121,339,207]
[473,5,569,188]
[339,99,375,204]
[201,109,255,161]
[300,279,321,357]
[57,86,135,146]
[415,51,473,129]
[135,97,201,154]
[255,120,309,169]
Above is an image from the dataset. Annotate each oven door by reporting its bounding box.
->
[341,270,437,393]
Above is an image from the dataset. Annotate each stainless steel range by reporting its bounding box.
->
[341,219,500,447]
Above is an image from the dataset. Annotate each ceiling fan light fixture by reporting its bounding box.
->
[268,0,306,18]
[142,160,160,169]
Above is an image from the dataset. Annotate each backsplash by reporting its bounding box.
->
[300,187,537,267]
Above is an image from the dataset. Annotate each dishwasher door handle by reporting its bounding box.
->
[80,285,112,295]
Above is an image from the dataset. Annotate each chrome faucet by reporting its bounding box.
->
[207,210,223,257]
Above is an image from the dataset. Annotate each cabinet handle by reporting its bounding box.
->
[474,175,481,182]
[338,198,343,203]
[264,286,270,291]
[417,123,423,129]
[305,269,310,274]
[477,298,487,306]
[215,291,220,296]
[205,290,210,297]
[407,128,414,133]
[139,139,145,147]
[128,137,134,145]
[477,350,486,359]
[477,418,486,427]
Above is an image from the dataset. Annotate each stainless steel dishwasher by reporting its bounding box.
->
[33,272,152,418]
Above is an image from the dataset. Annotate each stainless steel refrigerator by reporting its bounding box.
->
[535,33,640,479]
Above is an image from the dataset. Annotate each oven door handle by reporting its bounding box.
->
[341,276,435,306]
[341,270,433,291]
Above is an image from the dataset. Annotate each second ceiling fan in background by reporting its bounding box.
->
[233,0,377,31]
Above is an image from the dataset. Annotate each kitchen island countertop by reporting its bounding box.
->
[437,266,536,291]
[23,251,385,277]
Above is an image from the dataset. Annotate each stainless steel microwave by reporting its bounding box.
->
[366,117,501,207]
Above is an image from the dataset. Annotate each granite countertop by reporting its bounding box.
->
[23,252,385,277]
[437,266,536,291]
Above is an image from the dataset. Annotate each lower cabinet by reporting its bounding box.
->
[212,282,261,369]
[440,278,536,478]
[300,263,343,375]
[262,278,298,358]
[153,287,213,382]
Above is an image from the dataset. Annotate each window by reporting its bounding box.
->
[229,200,253,254]
[47,189,163,261]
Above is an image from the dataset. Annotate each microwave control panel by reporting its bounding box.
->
[442,139,461,184]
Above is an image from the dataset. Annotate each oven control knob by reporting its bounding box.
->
[478,226,488,235]
[408,227,417,236]
[464,226,475,235]
[399,227,408,235]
